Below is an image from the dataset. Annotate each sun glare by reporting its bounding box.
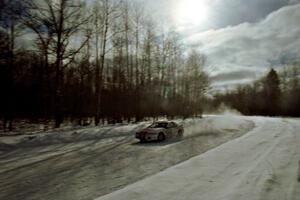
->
[176,0,209,26]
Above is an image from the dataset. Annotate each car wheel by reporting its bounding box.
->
[158,132,165,141]
[140,138,146,143]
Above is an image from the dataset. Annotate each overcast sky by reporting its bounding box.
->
[145,0,300,91]
[17,0,300,91]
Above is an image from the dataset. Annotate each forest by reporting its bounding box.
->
[1,0,299,132]
[213,66,300,117]
[0,0,209,131]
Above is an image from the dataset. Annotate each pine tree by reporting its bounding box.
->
[263,68,281,116]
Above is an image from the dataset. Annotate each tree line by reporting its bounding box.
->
[213,65,300,117]
[0,0,209,131]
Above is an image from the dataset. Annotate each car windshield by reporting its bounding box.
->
[149,122,168,128]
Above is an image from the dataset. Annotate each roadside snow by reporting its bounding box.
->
[0,122,149,149]
[0,116,249,149]
[95,117,300,200]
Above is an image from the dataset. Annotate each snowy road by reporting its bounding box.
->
[0,115,253,200]
[96,117,300,200]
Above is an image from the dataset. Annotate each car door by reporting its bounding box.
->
[167,122,177,138]
[166,122,173,138]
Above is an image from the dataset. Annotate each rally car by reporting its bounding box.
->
[135,121,184,142]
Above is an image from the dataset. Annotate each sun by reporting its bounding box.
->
[176,0,209,26]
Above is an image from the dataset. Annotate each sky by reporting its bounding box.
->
[145,0,300,91]
[14,0,300,91]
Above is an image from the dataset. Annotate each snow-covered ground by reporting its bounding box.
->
[96,117,300,200]
[0,115,254,200]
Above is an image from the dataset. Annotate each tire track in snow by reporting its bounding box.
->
[0,136,133,175]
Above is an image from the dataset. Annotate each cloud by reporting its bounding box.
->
[211,70,257,82]
[208,0,289,28]
[185,3,300,90]
[289,0,300,4]
[154,0,294,35]
[16,32,37,50]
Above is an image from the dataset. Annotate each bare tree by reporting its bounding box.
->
[93,0,121,125]
[0,0,213,131]
[23,0,90,127]
[131,2,144,121]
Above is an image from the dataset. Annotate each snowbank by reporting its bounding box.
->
[0,122,149,148]
[0,115,253,150]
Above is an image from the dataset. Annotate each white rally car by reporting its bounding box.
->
[135,121,184,142]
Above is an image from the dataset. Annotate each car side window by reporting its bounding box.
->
[169,122,176,128]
